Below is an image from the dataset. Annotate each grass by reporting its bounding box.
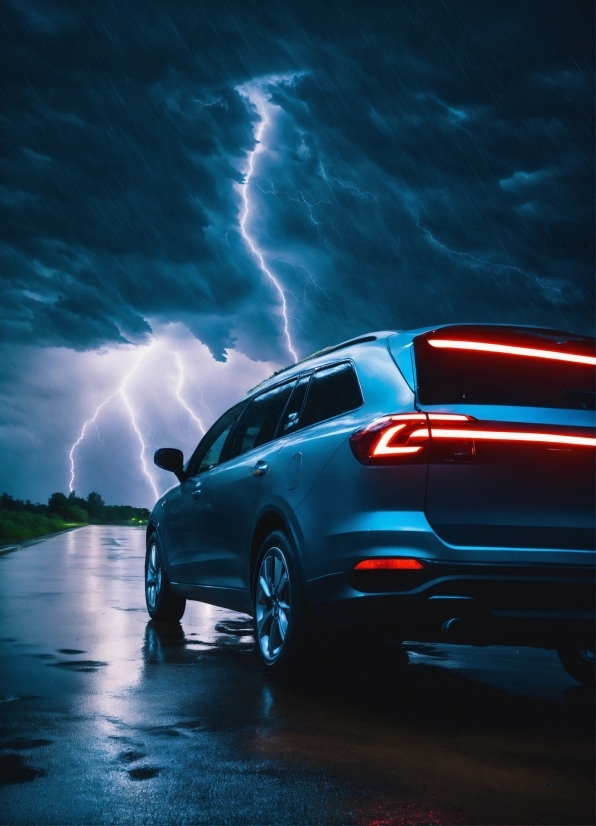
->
[0,511,86,545]
[0,510,148,545]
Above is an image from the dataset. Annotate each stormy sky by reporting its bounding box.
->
[1,0,594,506]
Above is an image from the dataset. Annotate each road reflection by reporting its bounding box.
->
[0,526,593,826]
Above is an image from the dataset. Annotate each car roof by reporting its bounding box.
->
[242,331,395,400]
[242,322,593,401]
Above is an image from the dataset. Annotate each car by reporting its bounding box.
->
[146,324,595,684]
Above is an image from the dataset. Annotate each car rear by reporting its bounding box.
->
[296,326,595,662]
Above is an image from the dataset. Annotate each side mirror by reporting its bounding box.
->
[154,448,185,481]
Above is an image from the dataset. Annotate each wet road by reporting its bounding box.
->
[0,527,593,825]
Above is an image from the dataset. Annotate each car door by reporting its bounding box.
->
[197,379,297,591]
[415,326,596,554]
[281,361,365,514]
[164,402,246,584]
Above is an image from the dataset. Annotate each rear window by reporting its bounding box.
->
[414,326,596,410]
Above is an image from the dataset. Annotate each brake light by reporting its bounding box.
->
[428,338,596,366]
[373,425,423,456]
[422,427,596,448]
[350,413,473,464]
[351,413,594,462]
[354,558,423,570]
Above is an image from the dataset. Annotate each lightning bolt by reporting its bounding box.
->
[237,83,299,363]
[175,353,205,435]
[419,224,562,295]
[319,162,381,203]
[256,180,332,231]
[120,387,159,501]
[68,348,159,500]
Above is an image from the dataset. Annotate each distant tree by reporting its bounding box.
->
[0,493,48,514]
[0,493,19,511]
[85,491,106,521]
[67,490,88,509]
[48,492,69,517]
[48,492,88,524]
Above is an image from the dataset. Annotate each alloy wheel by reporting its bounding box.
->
[146,541,162,612]
[255,547,291,663]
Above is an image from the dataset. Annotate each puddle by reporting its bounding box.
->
[0,753,46,785]
[118,749,147,763]
[215,620,254,636]
[128,766,162,780]
[46,660,108,672]
[1,738,52,750]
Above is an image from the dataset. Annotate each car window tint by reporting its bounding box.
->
[231,381,296,458]
[277,373,311,435]
[299,362,363,429]
[186,403,245,476]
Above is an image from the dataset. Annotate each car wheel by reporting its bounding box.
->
[253,530,304,675]
[145,534,186,622]
[557,645,595,687]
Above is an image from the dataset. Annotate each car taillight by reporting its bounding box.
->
[417,418,596,449]
[427,338,596,366]
[354,558,423,570]
[350,413,471,464]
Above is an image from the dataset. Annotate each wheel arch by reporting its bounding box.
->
[144,523,174,582]
[250,511,286,597]
[249,508,304,598]
[146,519,158,543]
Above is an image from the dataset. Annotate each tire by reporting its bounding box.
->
[557,645,595,687]
[145,533,186,622]
[253,530,305,676]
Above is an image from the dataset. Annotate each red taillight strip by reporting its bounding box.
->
[387,413,426,421]
[387,413,470,421]
[427,338,596,366]
[372,425,423,456]
[351,413,475,462]
[355,558,423,570]
[409,427,596,448]
[427,413,471,421]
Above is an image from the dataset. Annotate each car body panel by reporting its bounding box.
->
[425,424,595,550]
[157,477,205,584]
[198,438,288,590]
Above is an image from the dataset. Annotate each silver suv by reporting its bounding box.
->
[146,325,595,683]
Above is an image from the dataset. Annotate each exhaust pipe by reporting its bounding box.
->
[441,617,465,640]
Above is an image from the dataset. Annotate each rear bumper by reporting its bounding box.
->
[305,561,595,648]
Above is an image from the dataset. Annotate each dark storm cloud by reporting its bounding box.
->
[260,2,594,342]
[1,0,593,360]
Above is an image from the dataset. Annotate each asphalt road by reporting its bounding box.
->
[0,526,593,825]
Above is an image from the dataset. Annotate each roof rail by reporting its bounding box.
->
[247,335,378,395]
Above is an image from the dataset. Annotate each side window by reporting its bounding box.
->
[277,373,311,435]
[299,362,363,429]
[185,403,245,477]
[230,381,296,458]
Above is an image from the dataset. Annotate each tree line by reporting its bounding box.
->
[1,491,150,524]
[0,491,150,544]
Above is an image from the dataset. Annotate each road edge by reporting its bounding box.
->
[0,525,86,556]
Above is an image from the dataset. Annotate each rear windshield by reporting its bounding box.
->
[414,326,596,410]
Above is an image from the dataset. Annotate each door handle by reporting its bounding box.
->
[191,481,202,498]
[253,460,269,477]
